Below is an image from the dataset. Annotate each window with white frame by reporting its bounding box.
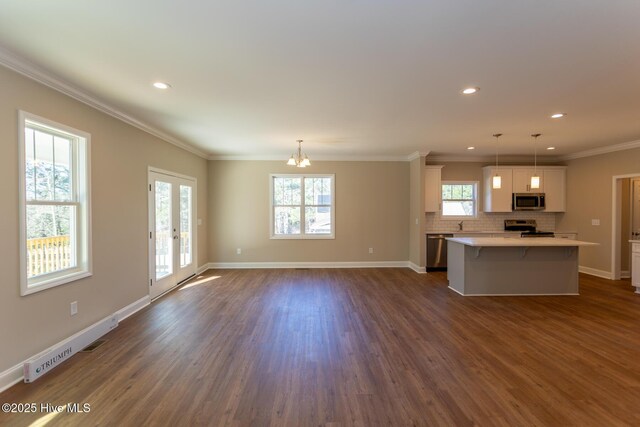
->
[441,181,478,218]
[19,111,92,296]
[270,174,335,239]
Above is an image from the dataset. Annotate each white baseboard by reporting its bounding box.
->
[579,266,614,280]
[448,286,579,296]
[0,295,150,393]
[408,262,426,273]
[0,363,23,394]
[196,264,209,275]
[206,261,410,269]
[621,270,630,279]
[115,296,150,322]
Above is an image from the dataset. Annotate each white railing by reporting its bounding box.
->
[27,235,72,277]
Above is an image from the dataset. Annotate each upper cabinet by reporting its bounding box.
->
[482,166,566,212]
[513,168,544,193]
[543,168,566,212]
[483,167,514,212]
[425,166,443,212]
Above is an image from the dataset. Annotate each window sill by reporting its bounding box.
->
[440,215,479,220]
[270,234,335,240]
[22,270,92,296]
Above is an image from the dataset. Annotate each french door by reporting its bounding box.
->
[148,169,196,299]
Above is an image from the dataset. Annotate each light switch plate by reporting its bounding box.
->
[592,219,600,226]
[70,301,78,316]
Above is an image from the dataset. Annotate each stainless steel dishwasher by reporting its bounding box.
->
[426,233,453,271]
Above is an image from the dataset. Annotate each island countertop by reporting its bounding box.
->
[446,237,598,247]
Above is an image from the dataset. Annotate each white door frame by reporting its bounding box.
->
[148,167,197,299]
[611,173,640,280]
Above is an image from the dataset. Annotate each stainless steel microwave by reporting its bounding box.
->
[513,193,545,210]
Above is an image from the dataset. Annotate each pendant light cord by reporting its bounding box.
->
[531,133,541,175]
[493,133,502,168]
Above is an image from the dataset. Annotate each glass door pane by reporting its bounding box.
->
[179,184,192,267]
[155,181,173,279]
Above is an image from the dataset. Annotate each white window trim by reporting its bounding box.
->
[270,173,335,239]
[18,111,92,296]
[441,180,479,220]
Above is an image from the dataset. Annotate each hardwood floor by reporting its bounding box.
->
[1,269,640,426]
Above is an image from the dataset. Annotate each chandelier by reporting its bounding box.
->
[287,139,311,167]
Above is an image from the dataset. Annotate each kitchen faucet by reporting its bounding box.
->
[458,221,464,231]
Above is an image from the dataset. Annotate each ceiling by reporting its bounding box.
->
[1,0,639,160]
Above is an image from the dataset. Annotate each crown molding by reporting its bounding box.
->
[407,151,430,161]
[425,154,563,164]
[0,46,209,159]
[209,152,426,162]
[559,139,640,161]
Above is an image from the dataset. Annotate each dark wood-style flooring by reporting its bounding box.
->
[1,269,640,426]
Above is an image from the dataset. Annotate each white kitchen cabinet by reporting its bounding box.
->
[482,167,513,212]
[513,168,544,193]
[543,168,566,212]
[632,242,640,293]
[425,166,443,212]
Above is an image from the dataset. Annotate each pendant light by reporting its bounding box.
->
[287,139,311,168]
[492,133,503,189]
[530,133,541,189]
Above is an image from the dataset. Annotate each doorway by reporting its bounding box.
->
[148,168,197,299]
[612,174,640,280]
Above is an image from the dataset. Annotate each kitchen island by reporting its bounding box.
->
[446,237,597,296]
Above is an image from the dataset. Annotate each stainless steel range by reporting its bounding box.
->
[504,219,555,238]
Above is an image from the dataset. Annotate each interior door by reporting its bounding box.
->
[149,170,196,299]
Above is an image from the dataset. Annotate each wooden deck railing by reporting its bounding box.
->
[27,235,72,277]
[28,231,192,278]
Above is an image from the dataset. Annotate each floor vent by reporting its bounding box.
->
[81,339,107,353]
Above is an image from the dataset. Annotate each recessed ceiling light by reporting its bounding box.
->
[153,82,171,89]
[467,146,475,150]
[551,113,566,119]
[462,87,479,95]
[547,146,556,150]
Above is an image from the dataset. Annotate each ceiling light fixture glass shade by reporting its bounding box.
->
[531,133,541,189]
[492,133,502,189]
[287,139,311,168]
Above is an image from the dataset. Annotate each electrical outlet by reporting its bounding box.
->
[369,247,374,254]
[592,219,600,226]
[415,218,419,225]
[197,218,202,226]
[236,248,242,255]
[70,301,78,316]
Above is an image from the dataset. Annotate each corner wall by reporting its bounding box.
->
[0,65,208,375]
[408,156,425,267]
[557,148,640,273]
[207,160,409,263]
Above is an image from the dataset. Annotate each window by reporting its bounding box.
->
[270,174,335,239]
[441,181,478,218]
[19,111,91,295]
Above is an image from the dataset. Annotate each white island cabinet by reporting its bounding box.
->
[631,240,640,294]
[446,237,597,296]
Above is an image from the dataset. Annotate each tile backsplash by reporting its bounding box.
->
[425,211,556,233]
